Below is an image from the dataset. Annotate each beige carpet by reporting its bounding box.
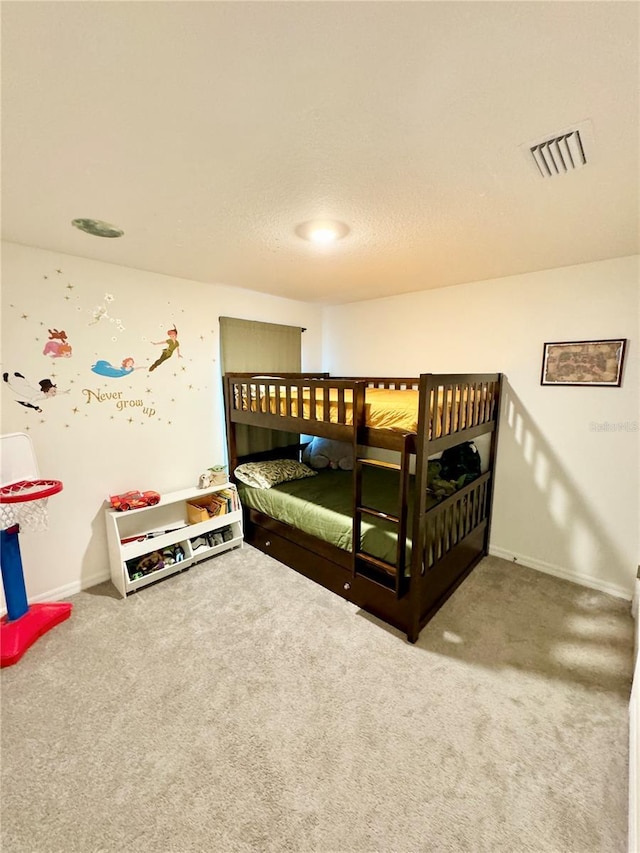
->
[1,549,634,853]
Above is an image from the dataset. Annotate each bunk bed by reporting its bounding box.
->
[223,372,502,643]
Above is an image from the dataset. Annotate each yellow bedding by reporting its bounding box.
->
[234,384,488,434]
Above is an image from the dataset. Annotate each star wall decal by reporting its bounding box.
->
[72,407,79,414]
[66,284,74,290]
[56,269,62,274]
[21,313,28,320]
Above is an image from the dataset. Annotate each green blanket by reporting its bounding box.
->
[238,467,438,568]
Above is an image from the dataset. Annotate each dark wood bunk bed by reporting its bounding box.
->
[223,372,502,642]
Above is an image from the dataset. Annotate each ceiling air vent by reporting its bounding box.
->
[523,119,594,178]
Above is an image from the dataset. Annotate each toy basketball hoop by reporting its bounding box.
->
[0,478,63,532]
[0,433,71,667]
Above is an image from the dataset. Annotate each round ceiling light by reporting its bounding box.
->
[295,220,350,244]
[72,218,124,238]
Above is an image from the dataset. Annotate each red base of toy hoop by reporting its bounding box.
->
[0,602,73,667]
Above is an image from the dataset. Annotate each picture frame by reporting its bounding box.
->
[541,339,627,387]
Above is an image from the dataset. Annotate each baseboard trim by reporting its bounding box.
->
[488,546,633,602]
[27,569,111,605]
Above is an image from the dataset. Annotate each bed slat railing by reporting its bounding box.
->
[225,374,370,442]
[424,374,501,453]
[335,377,420,391]
[423,472,491,571]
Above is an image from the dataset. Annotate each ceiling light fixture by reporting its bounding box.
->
[72,218,124,238]
[295,220,350,244]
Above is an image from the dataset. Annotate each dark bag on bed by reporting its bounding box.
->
[439,441,481,486]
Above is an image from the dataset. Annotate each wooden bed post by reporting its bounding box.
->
[407,373,432,643]
[483,373,503,554]
[351,382,366,578]
[223,375,238,480]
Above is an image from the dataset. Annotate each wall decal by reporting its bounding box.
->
[81,387,156,418]
[91,357,145,378]
[3,372,69,413]
[149,325,182,372]
[4,265,208,432]
[42,328,72,358]
[89,294,125,332]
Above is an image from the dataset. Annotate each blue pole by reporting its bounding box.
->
[0,526,29,622]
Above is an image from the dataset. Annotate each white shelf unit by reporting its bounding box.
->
[105,483,243,597]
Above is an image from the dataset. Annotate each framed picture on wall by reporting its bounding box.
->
[541,339,627,387]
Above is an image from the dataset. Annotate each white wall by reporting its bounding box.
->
[0,242,322,601]
[323,255,639,598]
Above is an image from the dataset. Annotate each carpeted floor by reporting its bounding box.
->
[1,548,634,853]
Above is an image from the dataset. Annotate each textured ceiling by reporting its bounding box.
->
[2,1,639,305]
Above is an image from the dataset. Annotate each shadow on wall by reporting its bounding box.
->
[491,379,634,597]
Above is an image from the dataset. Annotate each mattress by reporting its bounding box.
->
[234,384,487,435]
[238,467,435,569]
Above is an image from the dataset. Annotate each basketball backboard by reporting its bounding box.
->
[0,433,40,488]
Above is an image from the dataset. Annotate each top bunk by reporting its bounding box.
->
[223,372,502,454]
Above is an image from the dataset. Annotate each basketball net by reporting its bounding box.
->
[0,480,61,533]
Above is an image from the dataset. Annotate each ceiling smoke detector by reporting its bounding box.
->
[523,120,594,178]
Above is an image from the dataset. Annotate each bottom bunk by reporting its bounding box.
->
[236,463,490,642]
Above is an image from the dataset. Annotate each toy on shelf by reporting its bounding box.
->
[197,466,227,489]
[0,432,72,667]
[109,490,161,512]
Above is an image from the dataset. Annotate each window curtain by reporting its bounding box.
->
[219,317,303,459]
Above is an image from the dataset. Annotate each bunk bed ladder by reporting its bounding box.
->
[352,436,411,596]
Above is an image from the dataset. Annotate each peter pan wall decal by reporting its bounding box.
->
[148,325,182,372]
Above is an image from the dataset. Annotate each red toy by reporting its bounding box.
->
[109,490,161,512]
